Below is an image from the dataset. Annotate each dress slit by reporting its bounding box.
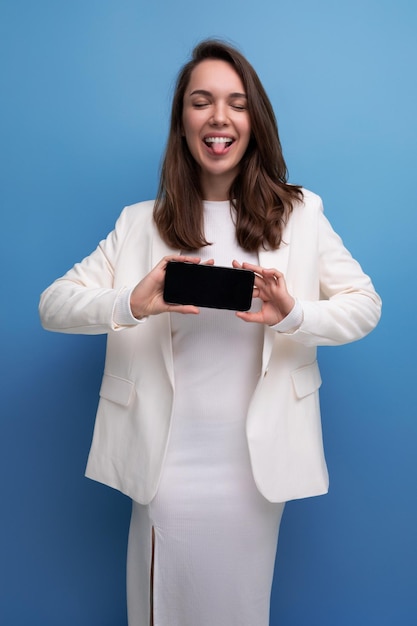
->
[150,527,155,626]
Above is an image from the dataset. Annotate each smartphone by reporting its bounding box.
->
[163,261,255,311]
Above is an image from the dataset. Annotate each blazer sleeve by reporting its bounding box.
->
[39,207,134,335]
[286,207,382,347]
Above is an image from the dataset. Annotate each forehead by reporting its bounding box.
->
[186,59,245,94]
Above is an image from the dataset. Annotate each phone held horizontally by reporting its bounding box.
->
[163,261,255,311]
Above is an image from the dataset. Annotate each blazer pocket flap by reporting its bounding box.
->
[291,361,322,399]
[99,373,134,407]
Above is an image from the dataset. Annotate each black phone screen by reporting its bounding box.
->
[163,261,255,311]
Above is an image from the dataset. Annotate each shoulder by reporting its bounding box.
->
[287,188,325,232]
[118,199,155,223]
[296,188,324,213]
[112,200,156,235]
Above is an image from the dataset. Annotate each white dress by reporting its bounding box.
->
[127,202,285,626]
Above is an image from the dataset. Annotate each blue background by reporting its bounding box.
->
[1,1,416,624]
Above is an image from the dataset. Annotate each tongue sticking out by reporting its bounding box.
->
[211,141,230,154]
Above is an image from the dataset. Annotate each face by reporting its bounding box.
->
[182,59,251,198]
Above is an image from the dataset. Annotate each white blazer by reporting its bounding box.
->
[39,189,381,503]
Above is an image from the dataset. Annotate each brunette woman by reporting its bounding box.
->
[40,39,381,626]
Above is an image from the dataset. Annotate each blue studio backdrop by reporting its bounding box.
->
[1,1,416,625]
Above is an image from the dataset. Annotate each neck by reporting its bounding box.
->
[200,171,235,201]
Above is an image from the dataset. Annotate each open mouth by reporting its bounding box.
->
[203,136,234,154]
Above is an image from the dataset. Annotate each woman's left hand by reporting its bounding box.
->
[232,260,295,326]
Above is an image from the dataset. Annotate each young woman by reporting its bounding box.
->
[39,39,381,626]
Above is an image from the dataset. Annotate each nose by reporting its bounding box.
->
[210,101,228,126]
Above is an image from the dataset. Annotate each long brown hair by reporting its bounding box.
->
[153,39,303,252]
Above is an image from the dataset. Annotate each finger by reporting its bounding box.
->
[161,255,201,269]
[167,303,200,315]
[239,261,265,275]
[241,262,282,281]
[252,280,262,297]
[253,272,272,295]
[260,267,281,280]
[235,310,263,323]
[259,270,286,295]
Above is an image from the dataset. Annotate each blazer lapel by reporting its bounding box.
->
[151,227,180,387]
[258,217,293,373]
[258,232,292,274]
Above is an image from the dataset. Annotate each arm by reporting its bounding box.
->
[289,211,381,346]
[39,207,201,334]
[39,220,125,334]
[235,208,381,347]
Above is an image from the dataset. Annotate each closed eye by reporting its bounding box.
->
[229,95,248,111]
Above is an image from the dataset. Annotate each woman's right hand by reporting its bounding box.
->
[130,255,203,319]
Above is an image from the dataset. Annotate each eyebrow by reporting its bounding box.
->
[189,89,247,98]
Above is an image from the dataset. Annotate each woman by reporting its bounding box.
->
[39,39,381,626]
